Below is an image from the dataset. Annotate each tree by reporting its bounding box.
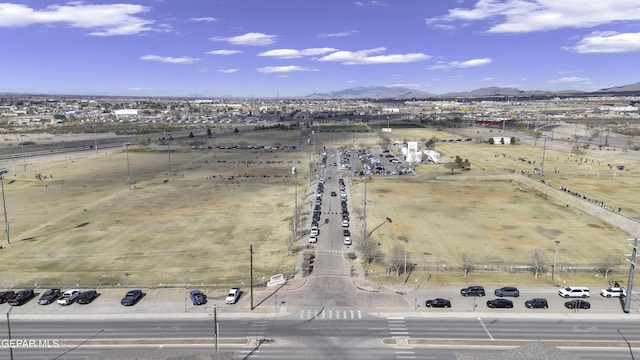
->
[207,127,212,137]
[462,253,473,278]
[388,245,405,278]
[510,136,517,145]
[598,257,618,279]
[356,234,381,264]
[530,249,547,279]
[189,131,194,138]
[444,161,458,174]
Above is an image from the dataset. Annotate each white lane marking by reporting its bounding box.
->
[477,317,495,341]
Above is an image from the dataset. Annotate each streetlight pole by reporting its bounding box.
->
[292,167,297,240]
[404,239,408,279]
[19,134,26,173]
[624,237,638,314]
[541,135,547,180]
[552,240,560,285]
[166,133,172,172]
[0,168,9,245]
[123,143,131,190]
[93,124,98,155]
[6,305,14,360]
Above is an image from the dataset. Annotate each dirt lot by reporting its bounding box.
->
[0,125,638,289]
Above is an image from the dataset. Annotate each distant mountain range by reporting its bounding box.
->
[305,82,640,99]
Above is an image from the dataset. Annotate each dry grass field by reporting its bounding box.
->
[0,125,638,290]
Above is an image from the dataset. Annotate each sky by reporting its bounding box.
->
[1,0,640,98]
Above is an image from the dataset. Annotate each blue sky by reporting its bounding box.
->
[1,0,640,97]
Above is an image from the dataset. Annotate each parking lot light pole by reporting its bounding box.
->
[93,124,98,155]
[165,133,172,172]
[0,168,10,245]
[19,133,26,173]
[541,135,547,180]
[123,143,131,190]
[552,240,560,285]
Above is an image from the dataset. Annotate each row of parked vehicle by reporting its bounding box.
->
[0,287,242,307]
[425,284,626,310]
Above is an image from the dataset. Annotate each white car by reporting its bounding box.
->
[342,219,349,227]
[601,287,626,298]
[225,288,240,304]
[558,286,590,298]
[309,235,317,243]
[57,289,80,305]
[343,236,351,245]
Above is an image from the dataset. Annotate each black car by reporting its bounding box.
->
[524,298,548,309]
[494,286,520,297]
[331,191,337,197]
[343,229,350,237]
[425,298,451,308]
[565,299,590,309]
[0,291,15,304]
[486,298,514,308]
[76,290,99,304]
[38,289,61,305]
[460,286,485,297]
[120,289,143,306]
[8,289,35,306]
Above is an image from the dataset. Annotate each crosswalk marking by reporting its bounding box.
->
[298,309,363,320]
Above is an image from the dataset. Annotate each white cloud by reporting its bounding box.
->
[479,77,495,82]
[550,77,591,84]
[191,17,217,22]
[318,30,358,38]
[140,54,199,64]
[258,48,338,59]
[427,0,640,33]
[0,3,155,36]
[211,32,277,46]
[217,69,238,73]
[206,49,243,55]
[317,47,430,65]
[568,31,640,53]
[428,57,492,70]
[256,66,318,73]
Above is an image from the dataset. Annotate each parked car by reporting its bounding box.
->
[425,298,452,308]
[494,286,520,297]
[486,298,514,308]
[600,287,626,298]
[309,235,317,243]
[57,289,80,306]
[38,289,61,305]
[76,290,99,304]
[8,289,35,306]
[343,229,350,237]
[524,298,549,309]
[0,290,15,304]
[342,219,349,227]
[121,289,143,306]
[558,286,590,298]
[190,289,207,305]
[226,288,240,304]
[460,286,485,297]
[343,235,351,245]
[565,299,591,309]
